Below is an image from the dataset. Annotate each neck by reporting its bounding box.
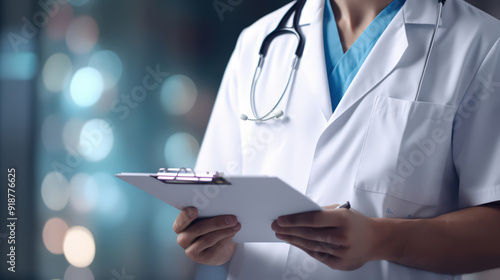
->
[332,0,393,31]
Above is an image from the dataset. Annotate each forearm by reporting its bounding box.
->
[373,204,500,274]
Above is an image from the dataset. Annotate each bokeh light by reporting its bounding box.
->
[153,205,178,247]
[65,16,99,54]
[93,173,127,224]
[88,50,123,90]
[93,86,119,114]
[0,52,37,80]
[70,67,104,107]
[164,132,199,168]
[69,173,98,213]
[63,226,96,268]
[41,114,65,152]
[43,218,69,254]
[41,172,70,211]
[64,265,95,280]
[77,119,114,161]
[63,118,86,154]
[160,75,198,115]
[43,53,73,92]
[47,3,74,40]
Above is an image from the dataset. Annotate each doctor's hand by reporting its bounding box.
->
[271,205,380,271]
[173,207,241,266]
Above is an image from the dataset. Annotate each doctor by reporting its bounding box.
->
[174,0,500,279]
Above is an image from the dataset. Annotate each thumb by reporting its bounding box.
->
[323,204,341,211]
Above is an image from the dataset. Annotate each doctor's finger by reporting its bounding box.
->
[276,233,345,256]
[271,221,346,246]
[173,207,199,234]
[323,204,341,210]
[196,235,237,264]
[186,223,241,255]
[293,242,340,265]
[177,215,238,249]
[277,210,348,228]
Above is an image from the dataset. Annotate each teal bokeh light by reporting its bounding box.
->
[164,132,200,168]
[70,67,104,107]
[89,50,123,90]
[93,173,127,225]
[0,52,37,80]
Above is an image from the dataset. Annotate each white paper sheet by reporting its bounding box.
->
[115,173,322,242]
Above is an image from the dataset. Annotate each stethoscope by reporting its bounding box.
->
[240,0,446,122]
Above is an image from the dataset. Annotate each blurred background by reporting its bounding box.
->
[0,0,499,279]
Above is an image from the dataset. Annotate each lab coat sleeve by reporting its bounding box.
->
[453,37,500,208]
[195,30,247,175]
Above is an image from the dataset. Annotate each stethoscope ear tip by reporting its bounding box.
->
[240,114,249,121]
[274,110,284,118]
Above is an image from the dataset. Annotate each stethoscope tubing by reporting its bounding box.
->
[242,0,305,122]
[415,0,445,101]
[242,0,446,122]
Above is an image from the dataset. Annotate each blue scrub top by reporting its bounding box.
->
[323,0,406,112]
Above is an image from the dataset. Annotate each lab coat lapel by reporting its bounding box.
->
[299,0,332,121]
[327,8,409,126]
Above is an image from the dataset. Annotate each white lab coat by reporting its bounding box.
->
[196,0,500,279]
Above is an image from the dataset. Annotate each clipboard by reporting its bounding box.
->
[115,168,322,242]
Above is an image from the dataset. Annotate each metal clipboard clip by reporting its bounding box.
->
[151,168,230,185]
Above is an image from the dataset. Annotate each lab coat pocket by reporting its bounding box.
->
[354,95,457,206]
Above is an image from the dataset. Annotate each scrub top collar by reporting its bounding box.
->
[323,0,407,112]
